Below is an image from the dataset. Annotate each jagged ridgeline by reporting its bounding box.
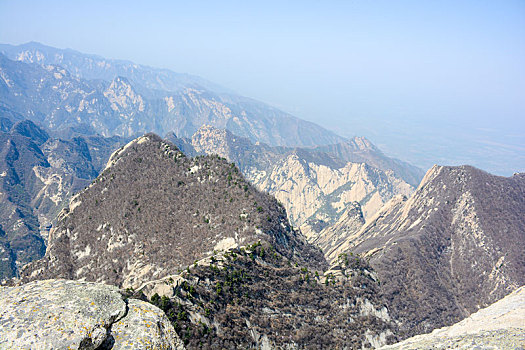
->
[21,134,325,288]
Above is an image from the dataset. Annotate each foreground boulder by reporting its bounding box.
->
[380,285,525,349]
[0,279,184,349]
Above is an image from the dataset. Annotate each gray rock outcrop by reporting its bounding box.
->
[0,279,184,349]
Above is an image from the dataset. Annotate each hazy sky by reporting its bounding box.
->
[1,0,524,174]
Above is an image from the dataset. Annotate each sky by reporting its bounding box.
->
[0,0,524,174]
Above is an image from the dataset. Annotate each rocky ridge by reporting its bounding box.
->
[15,134,402,349]
[0,45,344,147]
[188,125,416,240]
[333,165,525,336]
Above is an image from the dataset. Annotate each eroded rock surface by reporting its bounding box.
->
[111,299,185,350]
[0,279,184,350]
[189,125,416,239]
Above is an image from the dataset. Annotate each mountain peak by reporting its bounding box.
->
[343,163,525,336]
[22,133,325,288]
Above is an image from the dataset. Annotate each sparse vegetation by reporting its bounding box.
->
[146,243,396,349]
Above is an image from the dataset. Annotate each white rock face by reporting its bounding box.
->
[0,279,185,350]
[380,286,525,349]
[253,155,413,246]
[190,125,414,239]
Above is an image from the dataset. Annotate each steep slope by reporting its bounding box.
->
[256,154,413,233]
[21,134,325,288]
[143,244,398,349]
[0,45,345,147]
[381,286,525,349]
[190,125,415,239]
[336,165,525,337]
[0,119,126,280]
[0,123,48,279]
[311,201,366,257]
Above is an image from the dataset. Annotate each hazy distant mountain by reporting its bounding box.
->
[0,43,346,147]
[329,165,525,337]
[0,41,230,94]
[20,134,399,348]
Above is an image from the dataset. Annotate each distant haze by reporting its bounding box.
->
[0,0,523,175]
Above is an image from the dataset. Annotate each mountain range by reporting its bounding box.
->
[10,133,525,348]
[0,42,345,147]
[174,125,420,239]
[0,43,424,281]
[0,42,523,349]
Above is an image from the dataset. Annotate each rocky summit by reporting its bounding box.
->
[0,279,185,349]
[333,165,525,337]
